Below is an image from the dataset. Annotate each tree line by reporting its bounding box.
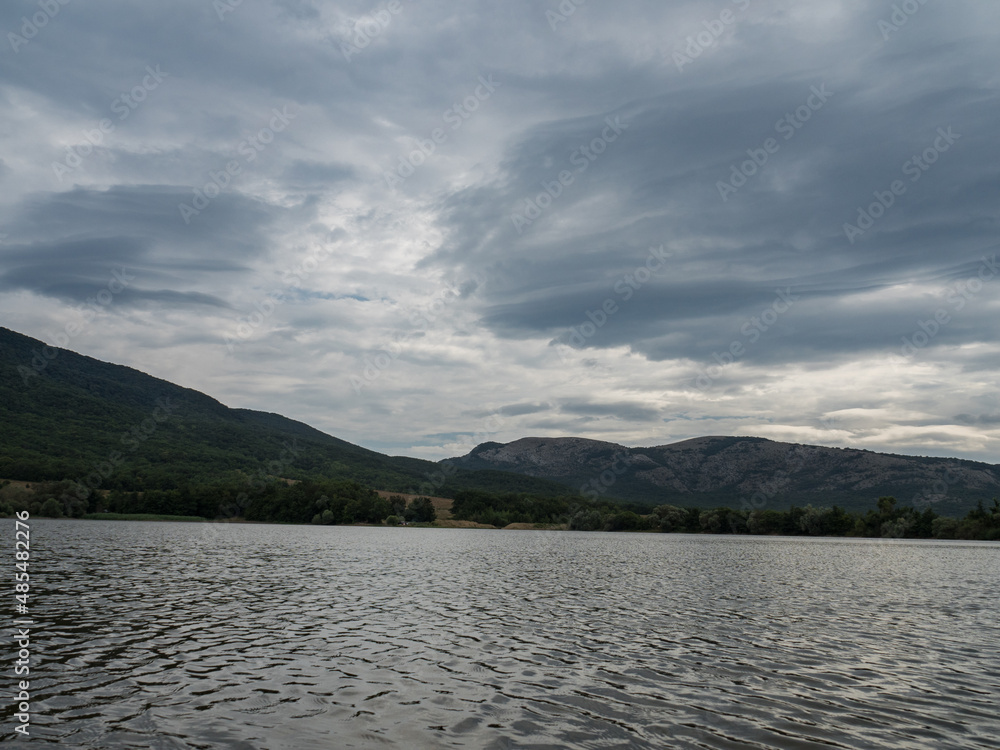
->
[3,477,999,540]
[450,490,1000,540]
[0,479,435,526]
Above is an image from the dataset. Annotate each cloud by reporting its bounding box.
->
[496,402,552,417]
[282,160,355,188]
[559,400,660,423]
[1,0,999,464]
[955,414,1000,426]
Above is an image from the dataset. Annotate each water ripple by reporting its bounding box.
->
[3,521,998,749]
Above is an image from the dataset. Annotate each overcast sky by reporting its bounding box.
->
[2,0,999,463]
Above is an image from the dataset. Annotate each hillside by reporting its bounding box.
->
[453,436,1000,516]
[0,327,569,498]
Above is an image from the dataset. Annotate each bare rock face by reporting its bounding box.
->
[453,435,1000,514]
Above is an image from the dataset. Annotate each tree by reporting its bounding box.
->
[568,508,603,531]
[40,497,63,517]
[799,505,832,536]
[782,506,806,535]
[877,496,897,516]
[881,516,913,539]
[653,505,687,532]
[748,509,784,535]
[932,516,959,539]
[699,509,726,534]
[911,507,937,538]
[724,508,749,534]
[405,496,436,523]
[968,499,988,522]
[827,505,855,535]
[603,510,646,531]
[387,495,407,516]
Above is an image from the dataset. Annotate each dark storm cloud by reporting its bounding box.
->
[0,235,232,309]
[6,186,281,258]
[559,400,660,423]
[460,403,551,421]
[498,402,552,417]
[424,6,1000,372]
[0,185,293,307]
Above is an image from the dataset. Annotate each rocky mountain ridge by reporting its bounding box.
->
[453,436,1000,514]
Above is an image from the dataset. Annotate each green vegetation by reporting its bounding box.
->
[0,476,439,526]
[449,489,669,530]
[3,474,998,539]
[0,480,87,518]
[449,490,1000,541]
[404,496,437,524]
[450,489,611,527]
[0,327,570,500]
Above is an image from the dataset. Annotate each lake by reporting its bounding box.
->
[5,520,999,749]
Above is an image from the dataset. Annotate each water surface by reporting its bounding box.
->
[5,520,999,749]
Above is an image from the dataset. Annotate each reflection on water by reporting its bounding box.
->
[4,520,999,749]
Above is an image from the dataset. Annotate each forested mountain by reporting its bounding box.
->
[0,327,567,498]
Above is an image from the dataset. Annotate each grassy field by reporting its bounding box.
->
[375,490,454,519]
[434,519,496,529]
[501,522,567,530]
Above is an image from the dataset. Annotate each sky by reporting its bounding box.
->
[1,0,999,464]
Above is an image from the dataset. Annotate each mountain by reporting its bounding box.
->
[5,324,996,518]
[452,436,1000,516]
[0,327,569,498]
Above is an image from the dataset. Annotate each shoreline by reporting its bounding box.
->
[14,515,1000,543]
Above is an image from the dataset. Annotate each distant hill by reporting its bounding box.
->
[0,327,570,498]
[452,436,1000,516]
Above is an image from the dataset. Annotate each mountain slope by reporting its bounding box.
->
[0,327,569,497]
[454,436,1000,515]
